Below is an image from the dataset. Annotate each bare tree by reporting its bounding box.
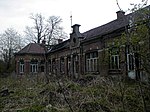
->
[25,13,67,45]
[0,28,23,72]
[25,13,48,43]
[46,16,67,45]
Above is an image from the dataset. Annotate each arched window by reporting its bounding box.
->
[30,59,38,73]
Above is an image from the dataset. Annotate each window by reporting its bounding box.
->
[127,53,135,71]
[48,59,52,72]
[73,38,76,43]
[86,51,98,72]
[126,45,135,71]
[19,60,24,73]
[67,57,71,73]
[40,60,45,72]
[73,55,79,73]
[110,55,119,69]
[52,59,56,73]
[109,48,120,69]
[41,66,44,72]
[60,57,65,73]
[30,59,38,73]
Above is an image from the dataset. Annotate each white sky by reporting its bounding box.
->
[0,0,149,36]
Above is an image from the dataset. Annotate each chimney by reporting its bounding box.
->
[72,24,81,33]
[58,39,63,44]
[116,10,125,19]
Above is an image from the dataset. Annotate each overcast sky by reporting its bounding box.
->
[0,0,149,36]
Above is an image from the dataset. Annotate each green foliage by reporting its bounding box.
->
[106,5,150,75]
[17,105,44,112]
[0,58,16,76]
[0,60,6,75]
[0,75,150,112]
[45,105,69,112]
[67,82,81,92]
[79,101,110,112]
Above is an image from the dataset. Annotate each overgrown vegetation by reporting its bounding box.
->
[0,75,150,112]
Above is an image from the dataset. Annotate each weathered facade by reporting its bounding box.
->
[15,8,150,80]
[15,43,46,75]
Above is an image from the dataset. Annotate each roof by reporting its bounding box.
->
[82,15,130,40]
[16,43,45,55]
[82,5,150,39]
[48,12,130,53]
[16,5,150,55]
[48,39,69,53]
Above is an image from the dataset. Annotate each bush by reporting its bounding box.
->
[17,105,44,112]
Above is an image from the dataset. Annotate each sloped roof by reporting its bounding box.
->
[82,5,150,39]
[48,39,69,53]
[17,43,45,55]
[48,13,130,53]
[82,15,129,40]
[16,5,150,55]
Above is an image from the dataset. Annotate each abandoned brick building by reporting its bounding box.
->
[15,7,150,80]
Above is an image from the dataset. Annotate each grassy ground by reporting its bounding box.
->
[0,75,150,112]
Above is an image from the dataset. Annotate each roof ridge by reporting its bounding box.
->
[82,19,117,34]
[27,43,32,52]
